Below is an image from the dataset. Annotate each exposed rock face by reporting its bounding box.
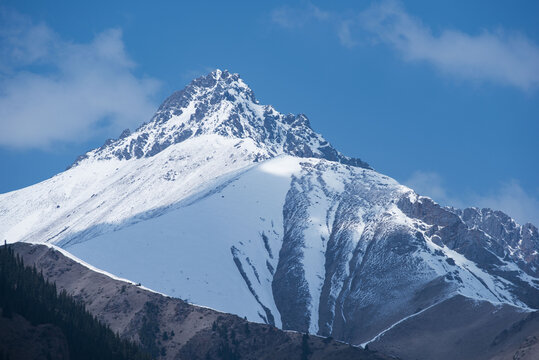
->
[397,196,539,309]
[455,207,539,276]
[271,162,539,345]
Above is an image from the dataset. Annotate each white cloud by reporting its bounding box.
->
[337,20,358,48]
[404,170,464,208]
[0,10,160,149]
[271,1,539,91]
[270,4,330,29]
[405,171,539,226]
[473,180,539,226]
[358,1,539,91]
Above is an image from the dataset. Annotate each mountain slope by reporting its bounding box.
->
[366,295,539,360]
[10,242,390,360]
[1,70,538,353]
[0,244,151,360]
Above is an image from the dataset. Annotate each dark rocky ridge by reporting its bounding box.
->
[397,196,539,308]
[454,207,539,276]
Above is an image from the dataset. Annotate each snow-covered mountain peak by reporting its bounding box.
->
[1,69,539,350]
[71,70,370,169]
[157,69,257,113]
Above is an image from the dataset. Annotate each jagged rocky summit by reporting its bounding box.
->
[71,69,369,169]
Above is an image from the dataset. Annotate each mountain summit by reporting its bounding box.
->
[72,69,369,169]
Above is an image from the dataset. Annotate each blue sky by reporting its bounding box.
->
[1,0,538,225]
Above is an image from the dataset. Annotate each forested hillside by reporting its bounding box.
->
[0,243,151,360]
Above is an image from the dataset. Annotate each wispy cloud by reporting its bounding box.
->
[404,171,464,208]
[473,180,539,227]
[0,10,160,149]
[270,4,330,29]
[358,1,539,91]
[337,20,358,48]
[405,171,539,226]
[271,1,539,91]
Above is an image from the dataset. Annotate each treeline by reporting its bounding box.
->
[0,244,152,360]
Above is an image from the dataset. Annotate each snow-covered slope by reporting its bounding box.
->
[1,70,538,345]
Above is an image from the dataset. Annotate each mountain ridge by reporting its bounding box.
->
[70,69,370,169]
